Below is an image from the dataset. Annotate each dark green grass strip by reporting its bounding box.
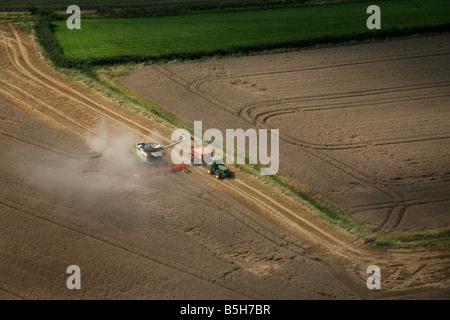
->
[35,12,450,70]
[369,228,450,248]
[52,1,450,59]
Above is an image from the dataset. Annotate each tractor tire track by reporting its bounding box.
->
[164,165,357,257]
[210,172,450,291]
[1,24,158,140]
[162,172,309,258]
[349,195,450,213]
[0,130,100,159]
[190,51,450,89]
[0,285,24,300]
[153,65,407,231]
[0,195,255,299]
[0,78,94,138]
[251,88,450,129]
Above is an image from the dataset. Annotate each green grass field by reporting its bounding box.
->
[52,0,450,59]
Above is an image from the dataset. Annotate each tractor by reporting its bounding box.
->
[205,156,232,179]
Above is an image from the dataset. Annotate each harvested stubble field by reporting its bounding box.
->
[0,22,360,299]
[119,35,450,233]
[1,23,449,300]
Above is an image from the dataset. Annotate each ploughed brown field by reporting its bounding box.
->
[119,36,450,233]
[0,23,449,299]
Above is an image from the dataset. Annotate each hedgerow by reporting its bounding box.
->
[94,0,309,18]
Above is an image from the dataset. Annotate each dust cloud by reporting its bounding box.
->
[15,119,152,206]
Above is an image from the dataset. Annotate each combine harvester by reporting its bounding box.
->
[132,137,190,178]
[131,137,190,163]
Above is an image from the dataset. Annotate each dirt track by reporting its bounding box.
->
[1,23,449,299]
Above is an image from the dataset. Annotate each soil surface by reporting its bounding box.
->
[1,23,449,299]
[120,36,450,233]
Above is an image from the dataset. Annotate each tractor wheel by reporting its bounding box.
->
[215,171,223,179]
[206,165,213,175]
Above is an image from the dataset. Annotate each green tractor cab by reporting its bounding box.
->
[205,156,232,179]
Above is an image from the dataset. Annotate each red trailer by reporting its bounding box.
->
[189,147,213,165]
